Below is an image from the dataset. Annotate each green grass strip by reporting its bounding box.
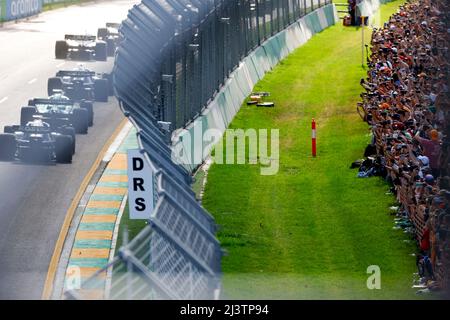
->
[42,0,91,12]
[202,0,420,300]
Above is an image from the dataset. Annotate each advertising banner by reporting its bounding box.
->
[1,0,6,22]
[4,0,42,21]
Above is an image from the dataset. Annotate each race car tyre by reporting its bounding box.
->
[55,41,68,59]
[28,99,35,106]
[103,73,114,96]
[61,126,76,155]
[4,126,15,134]
[72,108,89,134]
[20,106,37,126]
[55,135,73,163]
[106,39,115,57]
[48,77,63,96]
[94,79,109,102]
[0,134,16,161]
[80,101,94,126]
[95,41,107,61]
[97,28,108,40]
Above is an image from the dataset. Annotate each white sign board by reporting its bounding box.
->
[127,149,154,219]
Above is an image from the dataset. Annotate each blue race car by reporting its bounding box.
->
[0,120,74,163]
[25,95,91,134]
[55,34,108,61]
[47,68,110,103]
[97,23,122,57]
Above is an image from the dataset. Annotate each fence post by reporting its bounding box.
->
[312,118,317,157]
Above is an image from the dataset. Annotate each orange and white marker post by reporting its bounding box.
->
[312,118,317,157]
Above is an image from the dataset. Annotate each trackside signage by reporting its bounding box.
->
[127,149,154,220]
[4,0,42,21]
[1,0,6,22]
[42,0,67,4]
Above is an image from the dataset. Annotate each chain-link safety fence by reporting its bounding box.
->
[114,0,331,132]
[64,0,335,300]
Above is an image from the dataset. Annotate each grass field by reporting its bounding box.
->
[201,1,422,299]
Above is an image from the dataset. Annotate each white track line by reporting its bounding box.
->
[0,97,8,104]
[28,78,37,84]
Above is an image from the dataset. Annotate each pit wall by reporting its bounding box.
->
[172,3,339,172]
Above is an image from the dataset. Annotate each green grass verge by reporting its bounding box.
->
[191,169,206,200]
[43,0,91,12]
[114,201,147,255]
[201,0,424,299]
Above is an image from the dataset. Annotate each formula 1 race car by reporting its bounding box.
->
[0,120,74,163]
[55,35,108,61]
[24,96,91,134]
[47,69,110,103]
[97,23,122,57]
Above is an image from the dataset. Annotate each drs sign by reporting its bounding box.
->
[5,0,42,21]
[127,149,154,220]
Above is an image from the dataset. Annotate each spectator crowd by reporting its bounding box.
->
[358,0,449,295]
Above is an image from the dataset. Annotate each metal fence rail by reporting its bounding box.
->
[65,161,222,300]
[65,0,332,300]
[114,0,331,132]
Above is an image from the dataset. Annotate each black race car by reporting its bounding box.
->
[0,120,74,163]
[97,23,122,57]
[47,69,110,103]
[55,35,108,61]
[24,95,91,134]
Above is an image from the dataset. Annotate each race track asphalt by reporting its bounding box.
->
[0,0,138,299]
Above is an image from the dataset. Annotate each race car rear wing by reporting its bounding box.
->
[55,70,96,78]
[20,125,51,133]
[29,98,75,106]
[64,35,96,42]
[106,23,120,29]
